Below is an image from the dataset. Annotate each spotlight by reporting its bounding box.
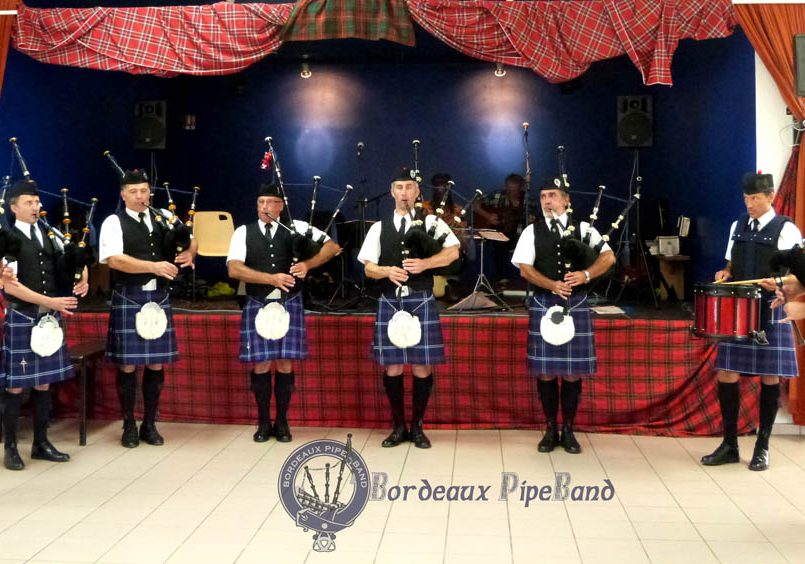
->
[494,63,506,78]
[300,62,312,79]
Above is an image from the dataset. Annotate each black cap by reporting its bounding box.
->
[743,172,774,195]
[538,176,569,193]
[391,166,418,184]
[257,183,283,198]
[9,178,39,199]
[120,169,149,186]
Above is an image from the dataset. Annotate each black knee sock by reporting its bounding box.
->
[718,381,740,448]
[560,379,582,427]
[116,370,137,421]
[142,368,165,426]
[30,389,52,444]
[250,371,272,426]
[2,391,22,446]
[537,378,559,425]
[757,382,781,450]
[274,371,295,425]
[412,375,434,426]
[383,373,405,427]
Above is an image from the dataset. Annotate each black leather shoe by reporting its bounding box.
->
[253,422,272,443]
[701,441,740,466]
[409,423,432,449]
[139,423,164,446]
[31,440,70,462]
[273,421,292,443]
[4,445,24,470]
[121,419,139,448]
[537,424,560,453]
[560,425,581,454]
[381,425,408,448]
[748,446,769,471]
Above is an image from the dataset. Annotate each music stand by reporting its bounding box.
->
[449,229,511,311]
[327,219,375,309]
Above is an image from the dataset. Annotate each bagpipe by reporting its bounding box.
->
[103,150,198,258]
[261,137,351,262]
[551,146,639,275]
[8,137,98,288]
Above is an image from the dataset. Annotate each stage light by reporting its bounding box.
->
[300,62,312,79]
[494,63,506,78]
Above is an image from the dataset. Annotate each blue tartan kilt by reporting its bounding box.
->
[527,292,596,377]
[372,291,446,366]
[715,297,798,378]
[3,307,73,389]
[239,293,307,362]
[105,286,178,366]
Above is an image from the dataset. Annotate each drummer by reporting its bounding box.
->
[227,183,339,443]
[701,172,802,471]
[358,166,459,449]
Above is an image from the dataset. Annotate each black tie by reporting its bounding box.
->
[137,211,151,236]
[751,219,759,232]
[399,217,407,236]
[265,224,274,242]
[550,218,561,237]
[30,224,42,248]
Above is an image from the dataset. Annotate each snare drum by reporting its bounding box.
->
[692,283,762,341]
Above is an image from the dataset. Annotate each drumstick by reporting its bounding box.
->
[717,275,795,286]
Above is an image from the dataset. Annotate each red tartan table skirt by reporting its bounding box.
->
[51,312,760,436]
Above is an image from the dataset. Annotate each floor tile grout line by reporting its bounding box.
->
[89,424,244,564]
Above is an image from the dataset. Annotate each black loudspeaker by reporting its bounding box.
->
[134,100,167,150]
[617,95,653,147]
[795,35,805,96]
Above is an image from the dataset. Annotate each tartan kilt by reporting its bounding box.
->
[372,291,445,366]
[715,297,798,378]
[105,286,178,365]
[239,293,307,362]
[3,307,73,388]
[527,292,596,377]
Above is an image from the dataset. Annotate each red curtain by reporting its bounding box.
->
[12,0,736,85]
[0,0,18,97]
[736,4,805,424]
[13,2,294,76]
[406,0,736,85]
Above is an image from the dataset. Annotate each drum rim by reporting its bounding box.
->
[693,283,761,298]
[691,328,752,341]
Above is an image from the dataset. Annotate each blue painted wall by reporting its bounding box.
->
[0,28,755,287]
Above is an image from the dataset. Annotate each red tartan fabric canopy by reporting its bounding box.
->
[11,0,736,85]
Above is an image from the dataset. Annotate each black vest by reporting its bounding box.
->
[531,218,589,292]
[244,221,294,298]
[113,210,168,287]
[731,213,792,280]
[13,223,59,307]
[377,218,433,295]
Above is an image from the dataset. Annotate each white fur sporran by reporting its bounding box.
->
[388,310,422,349]
[540,305,575,346]
[255,302,290,341]
[30,314,64,357]
[135,302,168,340]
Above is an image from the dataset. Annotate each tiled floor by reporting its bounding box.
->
[2,420,805,563]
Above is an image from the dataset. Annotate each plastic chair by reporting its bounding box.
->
[191,211,235,301]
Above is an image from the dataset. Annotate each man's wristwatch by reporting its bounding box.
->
[583,270,591,282]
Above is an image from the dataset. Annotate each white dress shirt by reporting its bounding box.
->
[724,208,803,260]
[357,211,460,265]
[511,213,611,267]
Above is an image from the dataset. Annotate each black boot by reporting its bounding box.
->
[537,379,560,453]
[30,389,69,463]
[250,371,272,442]
[140,368,165,446]
[560,379,582,454]
[273,371,294,442]
[702,381,740,465]
[750,383,780,471]
[116,369,139,448]
[382,374,407,447]
[3,391,24,471]
[410,375,433,449]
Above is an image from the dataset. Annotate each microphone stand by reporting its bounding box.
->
[522,123,532,304]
